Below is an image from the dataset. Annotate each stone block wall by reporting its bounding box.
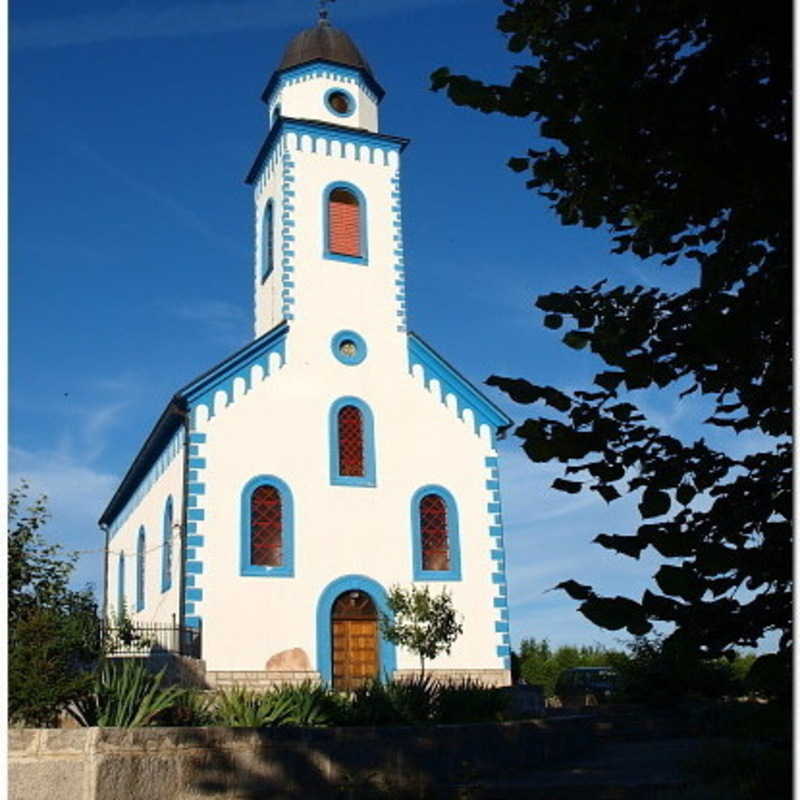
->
[9,717,594,799]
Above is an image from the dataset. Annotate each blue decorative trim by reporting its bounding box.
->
[183,432,208,632]
[135,526,145,612]
[410,485,462,582]
[107,428,185,538]
[331,330,367,365]
[329,396,377,487]
[281,155,297,320]
[262,61,385,109]
[240,475,295,577]
[316,574,397,685]
[390,170,407,331]
[246,117,407,186]
[485,456,511,670]
[323,181,368,265]
[324,87,356,117]
[261,200,274,281]
[181,321,289,421]
[407,333,513,441]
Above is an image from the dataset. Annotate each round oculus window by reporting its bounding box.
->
[331,330,367,365]
[326,89,354,116]
[339,339,358,358]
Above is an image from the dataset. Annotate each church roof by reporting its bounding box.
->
[278,19,373,76]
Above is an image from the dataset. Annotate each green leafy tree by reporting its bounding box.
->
[379,585,464,677]
[8,483,102,725]
[432,0,790,689]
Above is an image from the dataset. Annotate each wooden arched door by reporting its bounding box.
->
[331,590,378,691]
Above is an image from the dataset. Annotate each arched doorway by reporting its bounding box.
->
[331,590,378,691]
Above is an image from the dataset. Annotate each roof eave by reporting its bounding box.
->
[261,60,386,107]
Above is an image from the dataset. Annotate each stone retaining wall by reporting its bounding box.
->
[10,717,594,799]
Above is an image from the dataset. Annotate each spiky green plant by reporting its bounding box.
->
[209,686,297,727]
[68,659,187,727]
[436,678,508,724]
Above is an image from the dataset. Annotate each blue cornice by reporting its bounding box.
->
[261,60,386,108]
[179,320,289,412]
[407,332,514,437]
[245,117,409,185]
[99,321,290,529]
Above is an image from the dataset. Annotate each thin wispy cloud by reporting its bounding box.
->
[13,0,473,50]
[161,298,250,348]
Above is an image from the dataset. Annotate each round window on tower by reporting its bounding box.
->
[325,88,356,118]
[331,330,367,365]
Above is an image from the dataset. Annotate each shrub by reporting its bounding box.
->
[68,659,187,727]
[436,678,508,724]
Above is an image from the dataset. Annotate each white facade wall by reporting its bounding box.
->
[190,357,503,675]
[106,430,184,625]
[266,68,379,133]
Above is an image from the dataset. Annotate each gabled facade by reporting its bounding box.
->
[100,14,514,689]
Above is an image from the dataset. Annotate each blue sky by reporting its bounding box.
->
[10,0,771,653]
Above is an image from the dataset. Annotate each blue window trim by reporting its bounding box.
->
[261,200,274,282]
[162,496,173,593]
[135,526,145,611]
[240,475,295,577]
[329,396,376,487]
[323,181,368,265]
[331,330,367,366]
[411,485,462,582]
[117,552,125,618]
[324,87,356,118]
[316,574,397,685]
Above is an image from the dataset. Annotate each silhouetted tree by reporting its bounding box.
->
[432,0,790,688]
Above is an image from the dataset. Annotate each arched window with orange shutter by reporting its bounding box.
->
[325,183,367,263]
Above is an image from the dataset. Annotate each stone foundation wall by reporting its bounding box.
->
[392,669,512,687]
[205,670,322,689]
[9,717,595,800]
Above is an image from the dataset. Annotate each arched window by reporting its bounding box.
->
[136,527,145,612]
[117,552,126,618]
[411,486,461,581]
[325,183,367,263]
[330,397,376,487]
[162,496,173,592]
[261,200,274,280]
[240,475,294,577]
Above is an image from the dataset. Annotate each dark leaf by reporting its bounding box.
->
[553,579,593,601]
[552,478,582,494]
[639,488,671,518]
[544,313,563,329]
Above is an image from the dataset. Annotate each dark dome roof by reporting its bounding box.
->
[278,20,373,76]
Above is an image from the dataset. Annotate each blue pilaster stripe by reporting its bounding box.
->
[281,151,297,321]
[485,455,511,671]
[183,431,208,633]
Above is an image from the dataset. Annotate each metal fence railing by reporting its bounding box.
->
[102,617,202,659]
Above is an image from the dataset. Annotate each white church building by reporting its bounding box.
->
[99,13,513,690]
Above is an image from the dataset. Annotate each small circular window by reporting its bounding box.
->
[325,88,355,118]
[331,330,367,365]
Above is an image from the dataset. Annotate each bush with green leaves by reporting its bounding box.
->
[9,483,103,726]
[436,678,508,724]
[68,659,188,728]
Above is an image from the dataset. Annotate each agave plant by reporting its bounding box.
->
[209,687,296,727]
[435,678,508,724]
[276,682,345,726]
[68,658,187,728]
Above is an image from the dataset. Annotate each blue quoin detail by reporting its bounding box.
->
[240,475,295,577]
[136,526,145,612]
[329,396,377,487]
[281,155,297,320]
[324,87,356,117]
[181,321,289,421]
[410,485,462,582]
[323,181,368,265]
[407,333,513,441]
[316,575,397,685]
[331,330,367,366]
[390,170,407,330]
[261,200,274,281]
[485,456,511,670]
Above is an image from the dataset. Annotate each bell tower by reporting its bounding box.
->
[247,10,410,373]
